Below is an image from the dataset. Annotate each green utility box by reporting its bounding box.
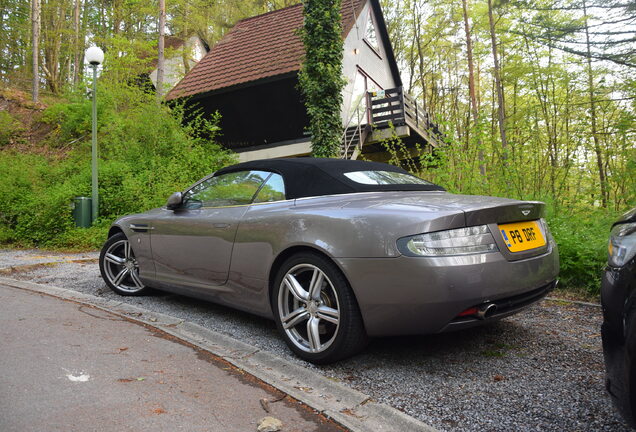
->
[72,197,92,228]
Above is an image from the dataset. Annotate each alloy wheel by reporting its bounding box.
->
[277,264,341,354]
[102,239,145,293]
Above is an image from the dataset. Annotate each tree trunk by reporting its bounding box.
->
[462,0,478,123]
[413,2,427,112]
[461,0,484,175]
[583,0,608,207]
[73,0,81,85]
[156,0,166,101]
[31,0,40,102]
[112,0,121,34]
[0,9,4,80]
[42,1,64,94]
[487,0,508,160]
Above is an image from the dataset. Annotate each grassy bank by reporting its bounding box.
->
[0,84,235,251]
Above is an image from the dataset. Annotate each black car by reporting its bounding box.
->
[602,207,636,427]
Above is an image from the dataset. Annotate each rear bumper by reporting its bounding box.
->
[439,280,556,332]
[335,244,559,337]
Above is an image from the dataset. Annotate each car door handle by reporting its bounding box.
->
[213,223,231,229]
[130,224,154,232]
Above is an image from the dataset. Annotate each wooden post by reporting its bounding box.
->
[400,86,405,124]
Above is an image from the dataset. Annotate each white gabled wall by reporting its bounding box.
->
[341,1,398,124]
[150,36,207,94]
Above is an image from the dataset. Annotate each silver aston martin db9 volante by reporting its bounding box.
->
[99,158,559,363]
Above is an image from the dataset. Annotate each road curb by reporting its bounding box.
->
[0,276,438,432]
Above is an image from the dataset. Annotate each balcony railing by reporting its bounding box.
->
[368,86,441,145]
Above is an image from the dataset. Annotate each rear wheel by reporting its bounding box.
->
[273,252,367,364]
[99,232,149,296]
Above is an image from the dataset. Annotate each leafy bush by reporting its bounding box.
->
[0,82,235,250]
[41,96,93,146]
[546,209,619,296]
[0,110,20,146]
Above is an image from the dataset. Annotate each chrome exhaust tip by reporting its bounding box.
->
[476,303,497,320]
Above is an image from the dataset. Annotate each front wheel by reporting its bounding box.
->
[272,252,367,364]
[99,232,149,296]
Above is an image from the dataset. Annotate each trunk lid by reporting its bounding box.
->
[337,191,551,260]
[339,191,545,225]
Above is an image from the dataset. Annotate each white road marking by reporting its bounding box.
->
[67,373,90,382]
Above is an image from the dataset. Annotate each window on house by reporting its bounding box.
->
[349,71,368,127]
[347,69,382,127]
[364,13,380,54]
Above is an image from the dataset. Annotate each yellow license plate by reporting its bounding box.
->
[498,220,546,252]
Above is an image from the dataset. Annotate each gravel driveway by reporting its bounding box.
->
[1,248,630,432]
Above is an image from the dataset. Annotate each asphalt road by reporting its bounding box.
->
[0,284,343,432]
[1,249,631,431]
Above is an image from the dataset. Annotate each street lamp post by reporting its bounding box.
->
[85,46,104,224]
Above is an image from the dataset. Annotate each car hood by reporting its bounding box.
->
[614,207,636,226]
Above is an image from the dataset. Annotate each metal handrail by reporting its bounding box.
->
[340,95,369,159]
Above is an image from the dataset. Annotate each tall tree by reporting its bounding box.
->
[461,0,485,175]
[31,0,40,102]
[73,0,81,85]
[582,0,608,207]
[156,0,166,101]
[461,0,478,123]
[487,0,508,160]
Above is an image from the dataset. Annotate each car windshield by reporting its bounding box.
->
[343,170,434,186]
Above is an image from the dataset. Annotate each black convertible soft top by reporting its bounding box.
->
[215,158,444,200]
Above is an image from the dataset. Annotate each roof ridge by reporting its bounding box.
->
[166,0,368,101]
[236,3,303,24]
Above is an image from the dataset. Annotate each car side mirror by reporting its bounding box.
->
[166,191,183,210]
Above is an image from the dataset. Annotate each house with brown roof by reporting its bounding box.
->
[166,0,440,161]
[149,36,209,95]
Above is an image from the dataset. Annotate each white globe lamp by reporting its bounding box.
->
[85,46,104,66]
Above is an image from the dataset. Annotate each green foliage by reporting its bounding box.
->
[0,83,236,249]
[41,95,93,146]
[298,0,346,157]
[0,111,20,147]
[51,225,111,251]
[546,209,618,296]
[100,37,158,85]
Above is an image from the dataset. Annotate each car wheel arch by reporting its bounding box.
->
[267,246,361,315]
[108,225,124,239]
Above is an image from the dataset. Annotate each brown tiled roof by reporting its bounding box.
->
[166,0,366,100]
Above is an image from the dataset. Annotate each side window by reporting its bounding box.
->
[254,173,286,203]
[184,171,270,208]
